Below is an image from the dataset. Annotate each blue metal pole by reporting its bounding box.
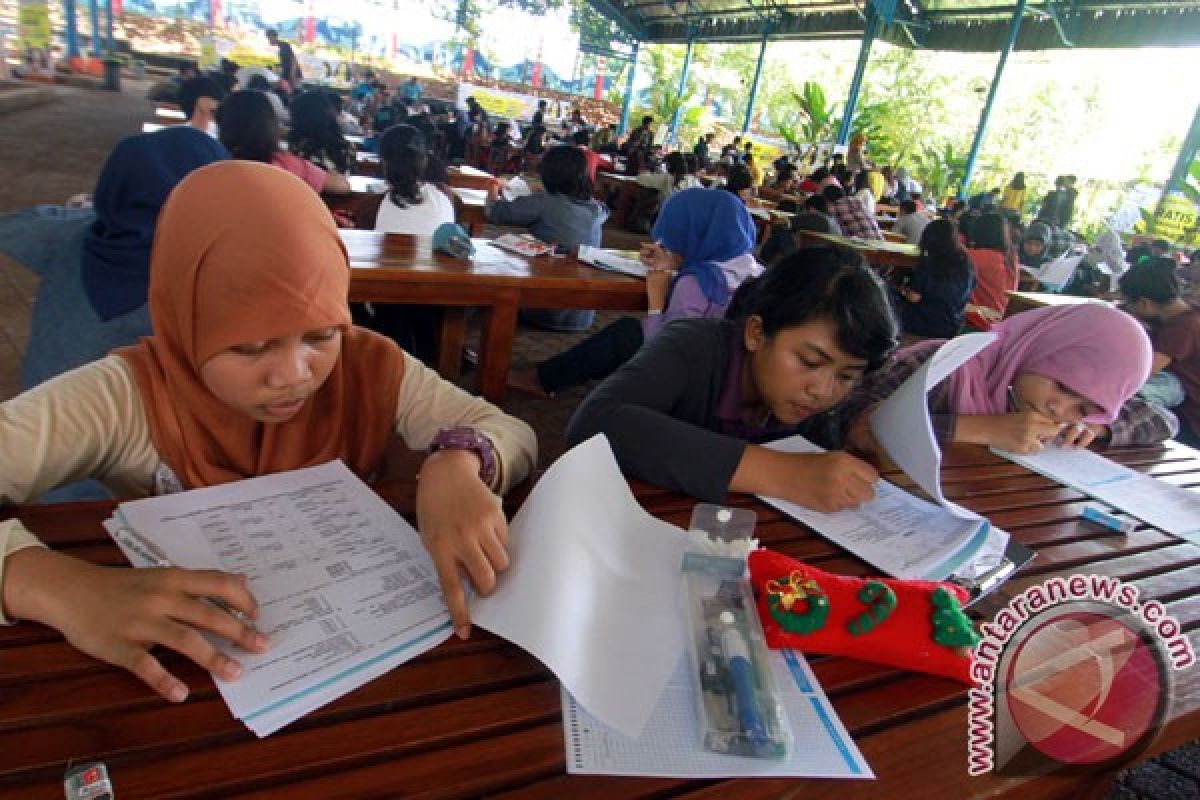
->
[618,40,640,136]
[959,0,1028,200]
[836,9,878,145]
[88,0,100,56]
[668,36,693,146]
[741,26,769,134]
[105,0,113,53]
[64,0,80,59]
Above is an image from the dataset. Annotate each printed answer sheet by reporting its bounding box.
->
[563,648,872,779]
[997,445,1200,542]
[110,461,453,736]
[761,436,992,580]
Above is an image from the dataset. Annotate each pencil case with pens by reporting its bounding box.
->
[682,507,790,759]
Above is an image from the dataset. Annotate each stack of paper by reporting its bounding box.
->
[577,245,647,278]
[107,461,453,737]
[492,233,556,257]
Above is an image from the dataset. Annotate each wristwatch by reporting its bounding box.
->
[429,427,498,486]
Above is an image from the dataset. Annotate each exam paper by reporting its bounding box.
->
[577,245,648,278]
[997,445,1200,543]
[869,332,996,519]
[563,648,872,779]
[472,435,690,739]
[760,436,991,580]
[111,461,453,736]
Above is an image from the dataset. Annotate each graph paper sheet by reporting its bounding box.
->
[563,648,873,779]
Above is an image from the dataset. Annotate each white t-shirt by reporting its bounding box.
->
[374,183,456,235]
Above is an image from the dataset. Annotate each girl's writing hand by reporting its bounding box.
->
[1057,421,1101,449]
[8,549,265,704]
[781,451,879,512]
[415,449,509,640]
[957,411,1065,454]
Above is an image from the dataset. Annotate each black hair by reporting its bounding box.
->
[732,247,898,371]
[723,164,754,195]
[216,90,280,163]
[853,171,870,193]
[664,152,688,187]
[917,218,973,284]
[789,211,832,235]
[683,153,698,174]
[641,115,653,127]
[572,129,590,146]
[811,166,829,182]
[804,194,829,214]
[822,185,846,203]
[539,145,593,202]
[287,90,352,173]
[379,124,428,207]
[899,199,917,215]
[265,28,278,37]
[1119,257,1179,304]
[178,76,226,118]
[970,212,1009,252]
[247,73,270,91]
[775,165,796,185]
[1010,172,1025,190]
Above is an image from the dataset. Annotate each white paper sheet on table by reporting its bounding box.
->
[869,333,996,519]
[563,648,872,779]
[577,245,648,278]
[108,461,453,737]
[759,435,993,580]
[995,445,1200,543]
[472,435,690,739]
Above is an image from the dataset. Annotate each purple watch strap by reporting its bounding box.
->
[430,427,498,486]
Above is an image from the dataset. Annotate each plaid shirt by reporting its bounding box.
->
[829,197,884,240]
[836,340,1178,448]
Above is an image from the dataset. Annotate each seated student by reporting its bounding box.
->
[823,185,883,240]
[1018,221,1050,269]
[287,90,354,176]
[722,164,758,205]
[245,73,290,127]
[841,304,1170,457]
[178,75,226,134]
[1119,257,1200,446]
[513,188,760,396]
[804,194,843,236]
[758,211,833,267]
[892,199,930,244]
[352,124,455,233]
[629,151,703,231]
[486,146,608,332]
[772,164,798,194]
[0,162,537,702]
[851,170,877,217]
[963,212,1018,331]
[217,90,352,196]
[572,129,611,182]
[894,218,976,340]
[565,248,898,509]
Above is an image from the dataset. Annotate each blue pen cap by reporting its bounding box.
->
[433,223,475,259]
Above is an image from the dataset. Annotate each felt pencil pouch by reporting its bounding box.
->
[748,549,979,685]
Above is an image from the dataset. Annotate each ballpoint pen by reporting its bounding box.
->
[718,611,768,743]
[1007,386,1022,412]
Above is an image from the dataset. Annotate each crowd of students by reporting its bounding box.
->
[0,58,1192,710]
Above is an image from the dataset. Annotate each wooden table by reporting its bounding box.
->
[1005,291,1111,318]
[797,230,921,273]
[447,165,499,191]
[3,443,1197,797]
[344,231,646,400]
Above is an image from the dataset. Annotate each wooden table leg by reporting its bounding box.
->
[477,289,520,403]
[436,308,467,380]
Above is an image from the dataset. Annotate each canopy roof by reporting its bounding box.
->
[588,0,1200,50]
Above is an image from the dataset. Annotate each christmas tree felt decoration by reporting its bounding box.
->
[748,549,978,685]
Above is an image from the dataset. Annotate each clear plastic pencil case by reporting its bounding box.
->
[682,504,790,759]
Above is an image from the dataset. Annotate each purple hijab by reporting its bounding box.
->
[940,304,1152,424]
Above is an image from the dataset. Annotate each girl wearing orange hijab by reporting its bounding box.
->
[0,162,536,704]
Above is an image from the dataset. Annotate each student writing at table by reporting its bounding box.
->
[485,145,608,332]
[565,248,898,511]
[841,304,1171,457]
[0,162,536,704]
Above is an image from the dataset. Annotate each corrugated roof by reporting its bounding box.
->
[589,0,1200,50]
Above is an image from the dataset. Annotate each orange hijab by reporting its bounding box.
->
[118,161,404,488]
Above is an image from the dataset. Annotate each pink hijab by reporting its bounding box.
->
[941,304,1152,424]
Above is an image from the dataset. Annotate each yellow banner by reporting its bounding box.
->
[18,0,52,50]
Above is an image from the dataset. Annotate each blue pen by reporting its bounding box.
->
[1082,505,1135,534]
[718,611,768,742]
